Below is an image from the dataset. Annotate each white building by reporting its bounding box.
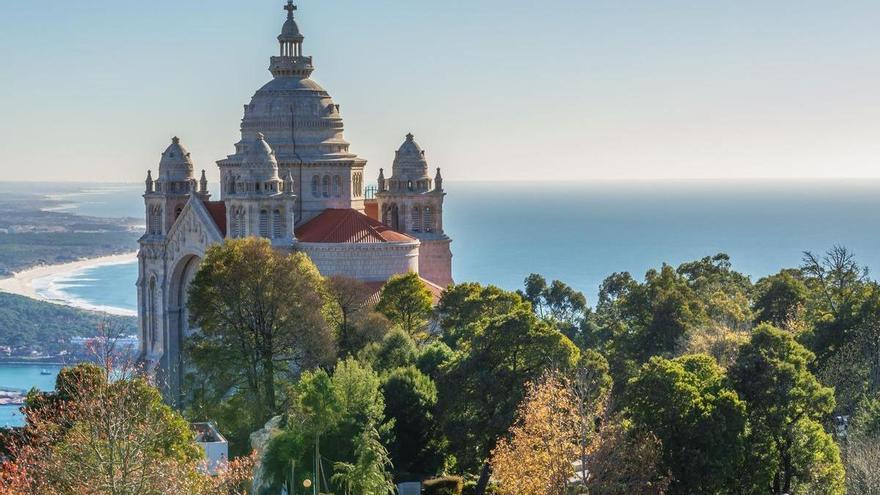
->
[137,1,453,404]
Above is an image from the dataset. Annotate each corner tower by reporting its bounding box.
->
[376,133,453,287]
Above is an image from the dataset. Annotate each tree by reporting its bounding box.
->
[569,350,612,484]
[376,272,434,338]
[584,418,670,495]
[682,323,749,369]
[846,435,880,495]
[676,254,753,330]
[437,308,580,495]
[359,327,419,373]
[753,270,808,328]
[186,238,334,430]
[271,358,388,493]
[0,363,254,495]
[624,354,747,495]
[326,276,377,357]
[436,283,531,349]
[730,324,843,495]
[381,366,442,479]
[331,422,396,495]
[490,373,579,495]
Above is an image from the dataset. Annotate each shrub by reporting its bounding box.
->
[424,476,464,495]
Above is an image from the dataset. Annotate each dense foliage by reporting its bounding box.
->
[15,240,877,494]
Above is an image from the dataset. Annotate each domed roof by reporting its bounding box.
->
[240,133,281,183]
[391,133,430,181]
[158,136,194,182]
[278,17,303,41]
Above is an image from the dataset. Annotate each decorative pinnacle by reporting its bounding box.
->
[284,1,297,19]
[406,133,414,141]
[172,136,180,144]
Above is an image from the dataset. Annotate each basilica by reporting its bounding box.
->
[137,2,453,402]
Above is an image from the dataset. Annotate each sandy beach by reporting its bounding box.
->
[0,253,138,316]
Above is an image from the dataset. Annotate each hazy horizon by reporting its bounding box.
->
[2,0,879,183]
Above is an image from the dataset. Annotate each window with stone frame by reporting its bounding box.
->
[411,206,422,233]
[333,175,342,197]
[259,210,270,237]
[312,175,320,197]
[322,175,331,197]
[273,209,283,238]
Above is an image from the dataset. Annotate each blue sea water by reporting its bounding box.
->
[0,365,61,427]
[25,179,880,313]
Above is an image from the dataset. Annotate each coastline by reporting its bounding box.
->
[0,253,138,317]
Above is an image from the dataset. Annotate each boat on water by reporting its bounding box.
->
[40,369,52,376]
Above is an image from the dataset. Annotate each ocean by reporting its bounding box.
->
[0,365,62,427]
[3,179,880,426]
[25,180,880,313]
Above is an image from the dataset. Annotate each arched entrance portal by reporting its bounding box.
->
[165,254,201,408]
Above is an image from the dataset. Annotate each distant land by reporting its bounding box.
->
[0,185,139,359]
[0,187,141,276]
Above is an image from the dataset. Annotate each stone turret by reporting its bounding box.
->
[376,133,453,286]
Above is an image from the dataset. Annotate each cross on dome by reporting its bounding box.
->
[284,1,297,18]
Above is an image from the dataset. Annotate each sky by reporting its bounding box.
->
[1,0,879,183]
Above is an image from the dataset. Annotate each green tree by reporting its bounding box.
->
[753,270,808,328]
[436,283,530,349]
[326,276,376,357]
[186,238,334,431]
[677,253,753,330]
[520,274,591,348]
[331,422,396,495]
[730,324,843,495]
[271,358,388,493]
[437,308,579,495]
[625,354,747,495]
[381,366,442,479]
[360,327,419,373]
[376,272,434,338]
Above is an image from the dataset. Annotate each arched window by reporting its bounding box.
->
[232,207,247,238]
[424,206,434,233]
[333,175,342,197]
[312,175,320,197]
[148,205,162,235]
[148,277,158,349]
[322,175,331,197]
[259,210,269,238]
[174,205,183,219]
[411,206,422,233]
[273,209,283,238]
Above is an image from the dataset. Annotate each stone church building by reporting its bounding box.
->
[137,2,453,402]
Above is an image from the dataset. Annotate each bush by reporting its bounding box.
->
[424,476,464,495]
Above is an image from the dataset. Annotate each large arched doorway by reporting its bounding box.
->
[166,254,201,407]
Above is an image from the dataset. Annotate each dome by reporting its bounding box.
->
[158,136,194,182]
[241,133,281,183]
[278,18,303,41]
[391,133,430,181]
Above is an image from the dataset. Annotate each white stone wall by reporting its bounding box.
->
[297,241,420,281]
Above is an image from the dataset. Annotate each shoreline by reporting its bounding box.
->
[0,253,138,317]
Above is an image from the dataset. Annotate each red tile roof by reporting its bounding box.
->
[295,209,414,244]
[204,201,227,236]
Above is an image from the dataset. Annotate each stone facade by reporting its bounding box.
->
[137,1,453,404]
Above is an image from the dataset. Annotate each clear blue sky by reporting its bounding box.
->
[2,0,879,182]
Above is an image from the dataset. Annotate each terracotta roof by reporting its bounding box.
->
[204,201,227,236]
[295,209,414,244]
